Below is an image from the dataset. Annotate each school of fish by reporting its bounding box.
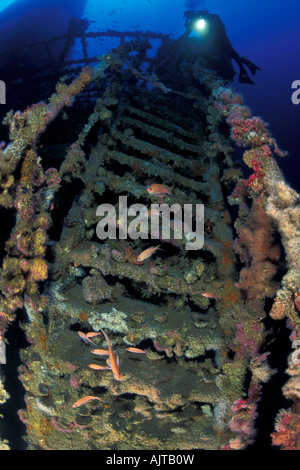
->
[73,183,221,409]
[73,329,147,408]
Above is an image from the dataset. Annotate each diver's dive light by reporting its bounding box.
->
[194,18,206,31]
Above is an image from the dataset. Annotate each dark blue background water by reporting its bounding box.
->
[1,0,300,192]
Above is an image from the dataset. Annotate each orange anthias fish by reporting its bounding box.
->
[136,245,161,263]
[101,329,122,381]
[126,347,147,354]
[72,396,105,408]
[201,291,219,300]
[90,349,110,356]
[89,364,111,370]
[78,331,101,346]
[147,184,174,196]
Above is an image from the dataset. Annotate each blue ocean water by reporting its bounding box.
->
[0,0,299,191]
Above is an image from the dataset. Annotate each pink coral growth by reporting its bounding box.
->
[242,158,264,189]
[45,168,61,190]
[230,399,257,437]
[224,383,261,450]
[214,86,287,158]
[271,409,300,449]
[69,373,79,389]
[229,116,269,148]
[82,272,112,304]
[215,88,244,105]
[234,322,261,359]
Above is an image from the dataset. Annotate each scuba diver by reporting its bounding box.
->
[178,10,261,84]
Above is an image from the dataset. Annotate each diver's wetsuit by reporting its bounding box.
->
[179,11,261,84]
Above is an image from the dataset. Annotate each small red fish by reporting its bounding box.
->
[147,184,173,196]
[88,364,111,370]
[137,245,161,263]
[78,331,101,346]
[126,347,147,354]
[90,349,110,356]
[72,396,104,408]
[101,329,122,381]
[201,291,219,300]
[86,332,102,338]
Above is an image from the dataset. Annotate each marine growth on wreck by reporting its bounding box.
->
[0,34,299,451]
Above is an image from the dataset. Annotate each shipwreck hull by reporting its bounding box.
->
[0,38,299,450]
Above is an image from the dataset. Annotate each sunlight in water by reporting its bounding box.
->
[0,0,15,13]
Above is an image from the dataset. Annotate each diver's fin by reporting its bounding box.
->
[239,66,255,85]
[241,57,262,75]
